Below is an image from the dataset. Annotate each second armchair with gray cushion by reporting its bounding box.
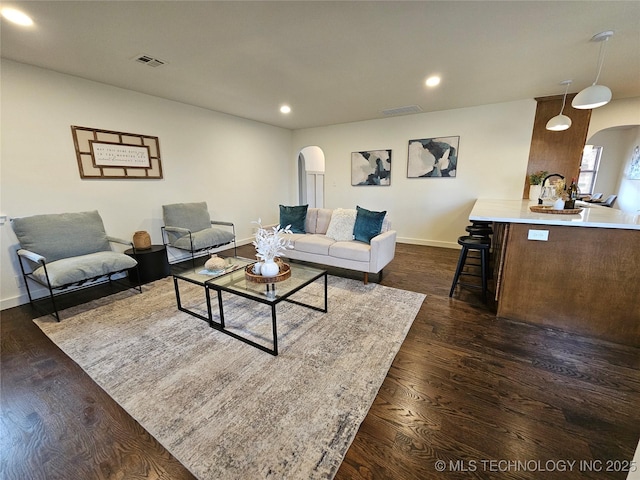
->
[161,202,236,265]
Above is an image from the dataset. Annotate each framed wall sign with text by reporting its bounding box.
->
[71,125,163,179]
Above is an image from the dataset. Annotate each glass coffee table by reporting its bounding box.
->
[172,256,256,325]
[206,262,327,356]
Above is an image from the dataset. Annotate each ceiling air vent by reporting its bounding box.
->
[381,105,423,117]
[132,54,167,68]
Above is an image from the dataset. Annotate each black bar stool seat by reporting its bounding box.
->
[470,220,492,227]
[449,235,491,302]
[465,225,493,237]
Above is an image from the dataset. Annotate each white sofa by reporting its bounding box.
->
[281,208,396,283]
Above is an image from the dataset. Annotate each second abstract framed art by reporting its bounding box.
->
[407,136,459,178]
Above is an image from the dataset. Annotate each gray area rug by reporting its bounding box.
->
[35,275,425,479]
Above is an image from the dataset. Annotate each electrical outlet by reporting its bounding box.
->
[528,229,549,241]
[14,275,25,288]
[0,215,7,225]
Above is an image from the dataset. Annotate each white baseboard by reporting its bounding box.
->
[1,292,30,311]
[397,237,459,249]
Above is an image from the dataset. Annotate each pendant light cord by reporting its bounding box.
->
[592,37,609,86]
[560,82,569,114]
[558,80,571,114]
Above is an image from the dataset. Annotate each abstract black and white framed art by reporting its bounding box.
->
[407,136,459,178]
[351,149,391,186]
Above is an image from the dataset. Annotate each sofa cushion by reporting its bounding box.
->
[279,205,308,234]
[281,233,307,245]
[304,209,318,234]
[33,251,137,288]
[12,211,111,263]
[315,209,333,234]
[293,235,335,255]
[172,227,234,251]
[325,208,357,241]
[329,241,371,262]
[353,206,387,244]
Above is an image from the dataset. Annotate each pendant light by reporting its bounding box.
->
[572,31,614,109]
[546,80,573,131]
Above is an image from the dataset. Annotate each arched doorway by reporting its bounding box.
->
[585,124,640,213]
[298,146,325,208]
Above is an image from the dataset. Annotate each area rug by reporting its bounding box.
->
[34,275,425,479]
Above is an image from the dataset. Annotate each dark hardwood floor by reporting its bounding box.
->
[1,243,638,479]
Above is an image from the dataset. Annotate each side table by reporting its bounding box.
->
[125,245,170,284]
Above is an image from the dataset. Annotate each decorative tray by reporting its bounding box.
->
[530,205,583,215]
[245,262,291,283]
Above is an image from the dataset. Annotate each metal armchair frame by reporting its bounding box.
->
[16,237,143,322]
[161,220,237,267]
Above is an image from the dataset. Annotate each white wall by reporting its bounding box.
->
[591,129,630,199]
[0,60,293,309]
[616,127,640,214]
[590,126,640,213]
[292,100,537,247]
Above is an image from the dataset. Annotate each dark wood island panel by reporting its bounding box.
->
[497,223,639,346]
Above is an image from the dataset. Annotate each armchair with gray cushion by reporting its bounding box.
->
[11,210,141,321]
[161,202,236,265]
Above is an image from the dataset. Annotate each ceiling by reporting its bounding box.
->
[2,1,639,130]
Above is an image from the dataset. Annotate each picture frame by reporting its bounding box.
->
[627,145,640,180]
[71,125,163,179]
[407,136,459,178]
[351,149,391,186]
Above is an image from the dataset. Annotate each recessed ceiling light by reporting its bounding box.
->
[425,76,441,87]
[1,7,34,26]
[280,105,291,114]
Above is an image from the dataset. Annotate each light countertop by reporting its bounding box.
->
[470,199,640,230]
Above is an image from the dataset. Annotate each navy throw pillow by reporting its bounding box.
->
[353,206,386,244]
[279,204,308,234]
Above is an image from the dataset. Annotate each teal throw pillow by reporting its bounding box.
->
[279,204,308,234]
[353,206,386,244]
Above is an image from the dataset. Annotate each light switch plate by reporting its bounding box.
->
[528,229,549,241]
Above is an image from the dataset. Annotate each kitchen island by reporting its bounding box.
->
[470,199,639,346]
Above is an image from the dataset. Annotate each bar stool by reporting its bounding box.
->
[465,225,492,238]
[449,235,491,303]
[463,224,492,268]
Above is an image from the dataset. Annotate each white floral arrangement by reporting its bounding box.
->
[252,219,293,262]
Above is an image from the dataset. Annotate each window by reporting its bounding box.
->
[578,145,602,195]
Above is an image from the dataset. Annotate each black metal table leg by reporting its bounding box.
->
[173,276,214,325]
[204,268,327,356]
[323,272,328,312]
[205,286,213,328]
[271,303,278,356]
[216,289,226,329]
